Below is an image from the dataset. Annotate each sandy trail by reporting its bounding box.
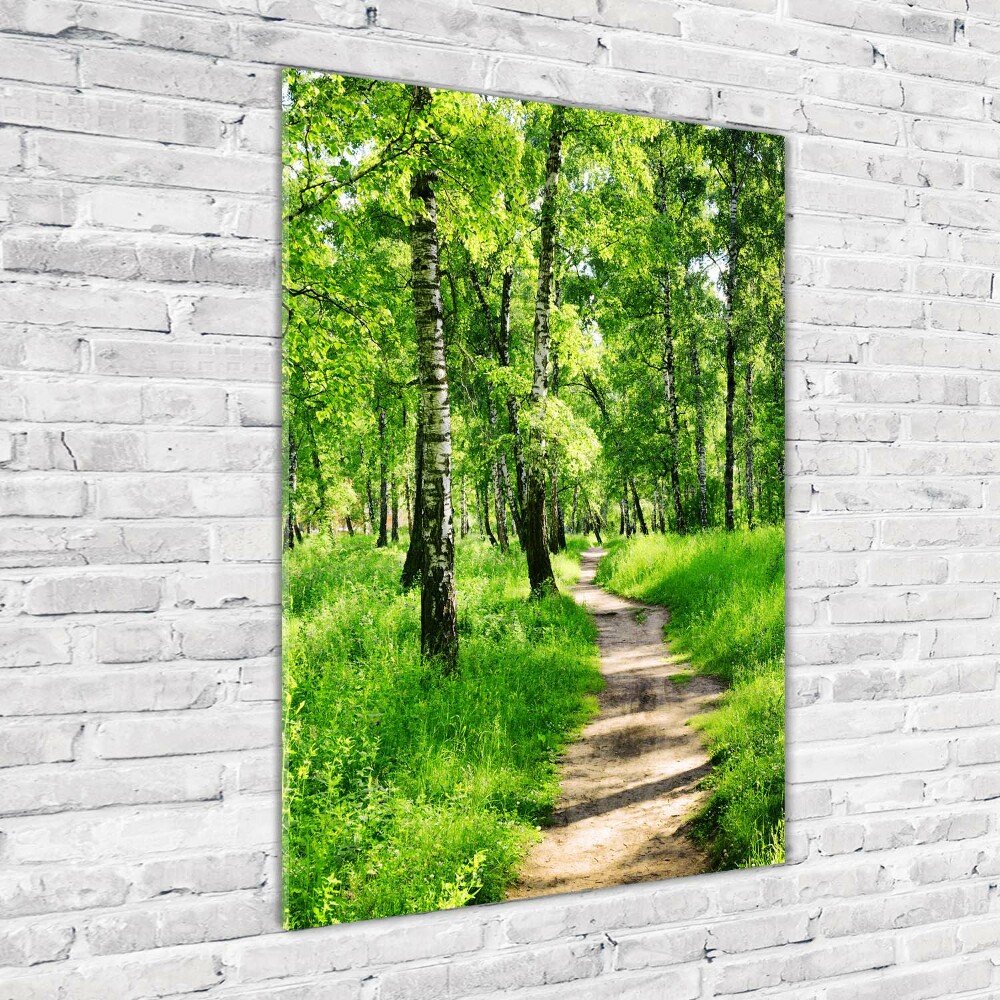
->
[508,546,725,899]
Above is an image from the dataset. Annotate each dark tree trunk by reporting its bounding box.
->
[460,475,470,539]
[571,482,579,534]
[365,477,376,536]
[744,357,756,531]
[391,478,399,542]
[523,104,565,597]
[307,422,327,531]
[619,493,626,536]
[480,481,497,546]
[691,331,709,530]
[345,513,355,537]
[377,408,388,547]
[630,477,648,535]
[284,427,298,551]
[409,88,458,671]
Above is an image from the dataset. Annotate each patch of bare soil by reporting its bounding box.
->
[508,547,725,899]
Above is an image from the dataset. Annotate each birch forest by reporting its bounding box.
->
[282,71,785,926]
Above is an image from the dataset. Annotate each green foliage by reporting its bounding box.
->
[596,528,784,869]
[283,534,602,926]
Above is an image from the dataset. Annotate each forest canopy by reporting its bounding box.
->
[282,71,785,666]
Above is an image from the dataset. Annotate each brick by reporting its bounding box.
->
[0,282,168,331]
[95,474,276,519]
[94,621,175,663]
[712,936,895,993]
[176,615,279,659]
[87,186,273,240]
[173,566,279,609]
[74,2,233,56]
[141,384,228,426]
[0,81,221,147]
[94,708,273,758]
[33,133,273,194]
[0,920,75,967]
[25,573,162,614]
[0,720,80,768]
[232,388,279,427]
[80,49,271,106]
[189,293,278,338]
[790,736,948,781]
[0,864,130,918]
[0,625,72,666]
[90,339,277,382]
[215,519,281,561]
[1,757,222,814]
[0,667,219,720]
[84,894,273,955]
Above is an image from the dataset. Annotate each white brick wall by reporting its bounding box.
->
[1,0,998,996]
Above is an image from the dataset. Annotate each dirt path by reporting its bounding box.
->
[508,547,725,899]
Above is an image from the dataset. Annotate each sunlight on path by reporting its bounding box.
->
[508,547,725,899]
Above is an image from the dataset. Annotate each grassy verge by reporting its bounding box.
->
[282,533,601,927]
[595,528,785,870]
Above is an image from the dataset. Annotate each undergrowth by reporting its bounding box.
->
[282,533,600,927]
[596,527,785,871]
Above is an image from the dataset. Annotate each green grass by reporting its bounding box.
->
[282,533,601,927]
[595,527,785,871]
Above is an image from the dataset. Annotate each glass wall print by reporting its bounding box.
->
[281,69,786,928]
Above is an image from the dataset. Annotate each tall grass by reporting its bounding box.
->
[282,533,601,927]
[595,528,785,870]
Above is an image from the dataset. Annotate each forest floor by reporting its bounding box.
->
[508,547,725,899]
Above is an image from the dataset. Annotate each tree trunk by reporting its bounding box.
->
[492,461,509,553]
[481,481,498,546]
[691,330,709,530]
[724,143,739,533]
[630,477,648,535]
[284,427,298,551]
[660,277,687,535]
[744,357,755,531]
[345,513,355,537]
[460,475,469,538]
[377,407,388,547]
[523,103,565,597]
[571,481,579,535]
[496,269,526,536]
[365,477,376,536]
[556,491,567,551]
[390,478,399,542]
[409,90,458,671]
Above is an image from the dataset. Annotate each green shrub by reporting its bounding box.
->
[282,533,601,926]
